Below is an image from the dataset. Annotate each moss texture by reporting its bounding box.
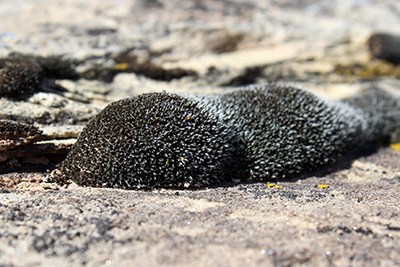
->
[0,54,78,99]
[0,120,42,139]
[62,93,245,189]
[0,59,42,98]
[62,85,400,189]
[208,85,367,180]
[342,87,400,141]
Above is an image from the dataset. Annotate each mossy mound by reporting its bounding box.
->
[62,92,245,189]
[0,54,79,99]
[209,85,366,180]
[61,85,399,189]
[0,59,42,99]
[0,120,41,139]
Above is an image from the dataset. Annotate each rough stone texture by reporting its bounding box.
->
[1,147,399,267]
[0,0,400,266]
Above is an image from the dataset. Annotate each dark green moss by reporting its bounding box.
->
[0,58,42,99]
[0,54,79,99]
[61,85,399,189]
[62,93,245,189]
[342,87,400,141]
[0,120,42,138]
[208,85,366,180]
[34,55,79,80]
[7,53,79,80]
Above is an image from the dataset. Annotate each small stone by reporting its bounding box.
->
[40,182,59,190]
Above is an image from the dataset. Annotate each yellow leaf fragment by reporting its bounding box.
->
[266,182,282,189]
[318,184,330,189]
[390,143,400,151]
[112,63,130,70]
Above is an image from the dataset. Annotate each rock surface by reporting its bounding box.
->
[0,0,399,266]
[1,147,400,267]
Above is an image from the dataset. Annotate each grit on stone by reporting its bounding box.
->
[1,150,400,267]
[0,0,400,266]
